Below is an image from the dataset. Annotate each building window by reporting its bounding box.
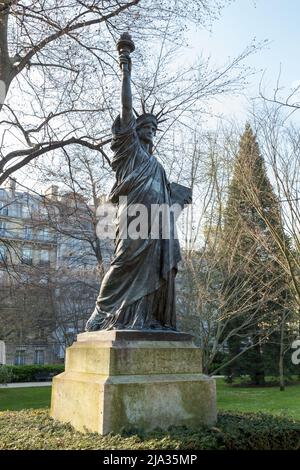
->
[24,226,32,240]
[39,228,51,241]
[39,250,50,266]
[7,203,18,217]
[44,228,50,240]
[14,204,22,218]
[21,247,33,265]
[15,349,26,365]
[0,202,8,216]
[34,350,44,365]
[22,204,30,218]
[0,245,7,263]
[0,221,6,235]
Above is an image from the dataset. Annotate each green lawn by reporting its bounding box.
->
[0,387,52,411]
[1,380,300,420]
[217,379,300,420]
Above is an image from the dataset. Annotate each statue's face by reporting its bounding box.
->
[137,123,157,145]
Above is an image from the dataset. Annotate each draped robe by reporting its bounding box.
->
[85,116,190,331]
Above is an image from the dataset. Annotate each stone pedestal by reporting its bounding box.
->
[50,331,216,434]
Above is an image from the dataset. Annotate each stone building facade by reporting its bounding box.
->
[0,178,109,365]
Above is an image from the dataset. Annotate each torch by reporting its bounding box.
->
[116,32,135,73]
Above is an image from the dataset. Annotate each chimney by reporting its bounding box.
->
[96,194,107,206]
[3,177,16,196]
[45,185,59,200]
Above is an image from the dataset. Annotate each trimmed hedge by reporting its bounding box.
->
[0,365,13,384]
[3,364,64,383]
[0,410,299,450]
[216,412,300,450]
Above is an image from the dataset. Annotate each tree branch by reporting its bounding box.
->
[0,2,13,105]
[13,0,141,76]
[0,136,112,184]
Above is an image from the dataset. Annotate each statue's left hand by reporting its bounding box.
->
[184,194,192,204]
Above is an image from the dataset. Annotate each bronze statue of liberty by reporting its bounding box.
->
[85,33,191,332]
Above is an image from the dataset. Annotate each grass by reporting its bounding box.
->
[1,380,300,419]
[0,386,52,411]
[216,380,300,420]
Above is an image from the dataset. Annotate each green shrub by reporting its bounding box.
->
[207,351,228,375]
[0,365,13,385]
[217,412,300,450]
[7,364,64,383]
[0,410,299,450]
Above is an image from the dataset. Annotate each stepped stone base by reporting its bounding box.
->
[50,330,217,434]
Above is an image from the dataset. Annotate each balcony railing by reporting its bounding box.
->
[0,229,56,244]
[38,259,51,266]
[21,257,33,266]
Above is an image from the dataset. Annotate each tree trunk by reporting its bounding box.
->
[0,5,13,111]
[250,342,265,386]
[279,312,286,391]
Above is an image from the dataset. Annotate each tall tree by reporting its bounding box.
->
[221,123,292,385]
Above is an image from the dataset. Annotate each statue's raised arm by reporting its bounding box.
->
[116,33,135,128]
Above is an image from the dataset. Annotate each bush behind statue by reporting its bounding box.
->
[0,365,13,385]
[1,364,64,383]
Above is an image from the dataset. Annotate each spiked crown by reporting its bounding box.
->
[133,100,167,132]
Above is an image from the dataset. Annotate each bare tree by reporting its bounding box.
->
[0,177,105,361]
[175,125,297,381]
[259,67,300,112]
[249,105,300,308]
[0,0,263,186]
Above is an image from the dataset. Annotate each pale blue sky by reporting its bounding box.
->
[187,0,300,119]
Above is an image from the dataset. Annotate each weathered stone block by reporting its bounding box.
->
[50,331,217,434]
